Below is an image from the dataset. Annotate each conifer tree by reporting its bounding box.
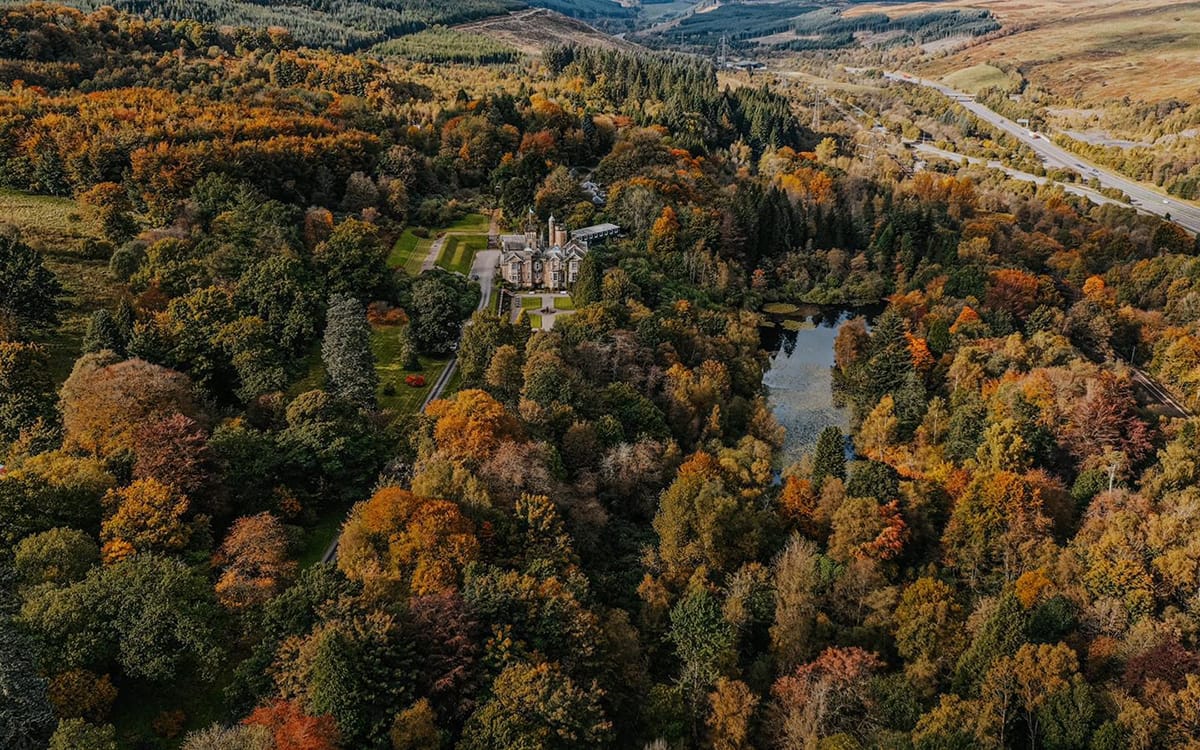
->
[321,294,377,408]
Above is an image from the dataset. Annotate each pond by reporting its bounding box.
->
[760,304,880,467]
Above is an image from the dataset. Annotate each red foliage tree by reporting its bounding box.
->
[244,699,340,750]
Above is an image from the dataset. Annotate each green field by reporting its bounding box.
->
[372,325,450,414]
[941,63,1022,94]
[436,233,488,275]
[0,189,122,383]
[553,295,575,310]
[388,228,434,276]
[527,312,543,329]
[521,296,544,310]
[390,213,490,277]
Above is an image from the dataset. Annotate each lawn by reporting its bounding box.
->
[296,506,346,567]
[527,312,543,329]
[388,228,434,276]
[371,325,450,414]
[521,296,544,310]
[553,295,575,311]
[389,213,491,277]
[436,233,488,275]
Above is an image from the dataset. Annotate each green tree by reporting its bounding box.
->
[458,661,612,750]
[0,231,62,338]
[14,528,99,589]
[48,719,117,750]
[321,294,378,408]
[80,310,124,356]
[406,270,479,355]
[811,426,846,490]
[0,340,55,445]
[312,218,391,300]
[0,621,56,750]
[19,554,224,681]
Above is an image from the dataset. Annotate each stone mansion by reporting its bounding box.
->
[499,215,619,291]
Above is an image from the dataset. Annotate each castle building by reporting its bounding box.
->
[499,215,619,291]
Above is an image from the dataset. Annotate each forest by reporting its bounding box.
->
[4,3,1200,750]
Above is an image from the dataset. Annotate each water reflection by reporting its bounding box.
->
[761,305,879,467]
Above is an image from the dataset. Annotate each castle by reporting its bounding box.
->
[499,215,619,291]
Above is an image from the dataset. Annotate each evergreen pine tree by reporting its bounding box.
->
[811,426,846,490]
[321,294,378,408]
[81,310,124,355]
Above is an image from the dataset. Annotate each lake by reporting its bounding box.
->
[760,305,879,467]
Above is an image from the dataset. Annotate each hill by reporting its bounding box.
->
[456,8,643,54]
[0,0,633,49]
[860,0,1200,102]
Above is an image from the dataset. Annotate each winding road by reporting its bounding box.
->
[885,72,1200,235]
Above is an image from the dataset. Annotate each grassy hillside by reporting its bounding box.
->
[881,0,1200,102]
[0,0,631,49]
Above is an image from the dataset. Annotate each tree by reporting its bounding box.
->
[48,719,117,750]
[18,554,224,682]
[313,218,391,300]
[132,413,214,501]
[406,270,479,355]
[980,642,1078,749]
[0,340,55,444]
[79,182,136,243]
[14,528,99,588]
[390,699,439,750]
[273,612,416,747]
[0,231,62,338]
[338,487,477,596]
[811,426,846,490]
[458,661,612,750]
[395,324,420,371]
[707,678,757,750]
[425,389,524,465]
[46,670,116,723]
[181,723,272,750]
[321,294,377,409]
[770,535,821,670]
[213,513,297,611]
[81,310,124,355]
[770,647,883,748]
[669,587,736,725]
[100,478,197,561]
[942,472,1052,587]
[59,352,200,458]
[243,700,339,750]
[893,577,964,686]
[0,621,56,750]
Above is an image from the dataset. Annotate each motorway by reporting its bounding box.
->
[884,72,1200,235]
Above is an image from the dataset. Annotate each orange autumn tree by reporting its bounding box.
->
[424,389,524,465]
[60,352,201,458]
[100,478,196,562]
[213,512,297,610]
[337,487,478,595]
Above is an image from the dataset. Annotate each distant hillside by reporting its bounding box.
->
[0,0,633,49]
[457,8,643,55]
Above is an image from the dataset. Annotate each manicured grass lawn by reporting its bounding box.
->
[521,296,544,310]
[553,295,575,311]
[527,312,543,329]
[444,212,491,233]
[436,233,488,275]
[389,213,490,277]
[371,325,449,413]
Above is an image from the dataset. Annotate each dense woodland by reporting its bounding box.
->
[5,4,1200,750]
